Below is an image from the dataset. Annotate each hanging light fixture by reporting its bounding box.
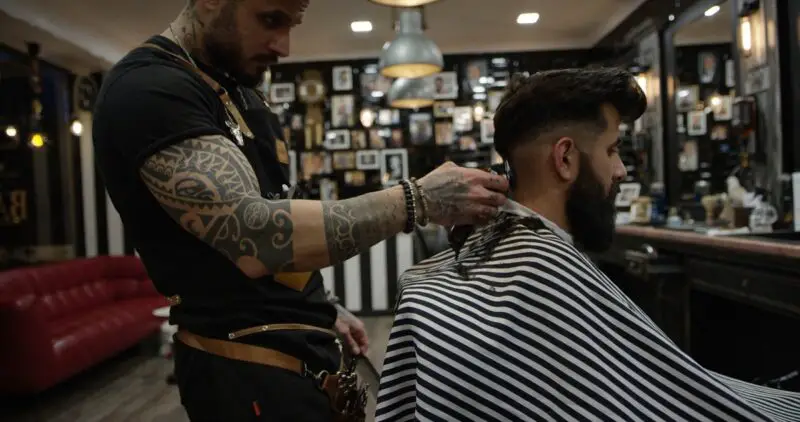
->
[378,7,443,79]
[368,0,441,6]
[387,77,434,109]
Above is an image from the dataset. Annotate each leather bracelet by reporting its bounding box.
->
[399,179,417,234]
[411,178,429,226]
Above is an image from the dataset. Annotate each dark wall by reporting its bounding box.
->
[0,44,74,268]
[673,43,738,200]
[270,48,615,200]
[779,0,800,172]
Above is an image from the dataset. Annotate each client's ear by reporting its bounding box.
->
[553,137,577,181]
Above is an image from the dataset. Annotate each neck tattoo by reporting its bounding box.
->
[169,24,198,68]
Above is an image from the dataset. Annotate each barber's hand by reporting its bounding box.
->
[335,316,369,356]
[418,161,509,226]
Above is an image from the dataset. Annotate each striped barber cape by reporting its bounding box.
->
[375,212,800,421]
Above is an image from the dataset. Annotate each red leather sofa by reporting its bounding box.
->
[0,256,168,394]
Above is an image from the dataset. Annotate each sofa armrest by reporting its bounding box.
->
[0,294,54,388]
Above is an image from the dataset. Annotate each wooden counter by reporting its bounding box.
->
[594,225,800,320]
[615,226,800,260]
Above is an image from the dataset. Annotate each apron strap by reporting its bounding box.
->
[140,42,254,140]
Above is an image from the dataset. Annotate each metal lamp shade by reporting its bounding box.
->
[378,7,443,79]
[368,0,441,7]
[388,77,435,109]
[379,34,443,79]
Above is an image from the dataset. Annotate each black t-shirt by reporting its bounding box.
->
[92,36,338,371]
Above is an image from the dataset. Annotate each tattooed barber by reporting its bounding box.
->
[92,0,508,420]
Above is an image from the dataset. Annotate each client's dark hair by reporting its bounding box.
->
[493,67,647,161]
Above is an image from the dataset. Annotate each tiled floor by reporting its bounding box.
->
[0,316,395,422]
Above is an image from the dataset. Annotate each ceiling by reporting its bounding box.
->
[674,1,733,46]
[0,0,645,73]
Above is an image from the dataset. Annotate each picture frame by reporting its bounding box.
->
[324,129,351,150]
[330,95,355,128]
[725,59,736,88]
[676,86,699,112]
[332,151,356,170]
[687,110,707,136]
[614,182,642,207]
[368,129,386,149]
[380,149,409,185]
[270,82,296,103]
[435,122,454,146]
[452,106,474,132]
[344,171,367,186]
[698,52,717,84]
[377,109,393,126]
[332,66,353,91]
[480,119,495,144]
[350,130,368,149]
[389,129,404,148]
[433,101,455,118]
[356,150,380,170]
[487,91,504,113]
[409,113,433,145]
[430,71,459,100]
[713,95,733,121]
[320,178,339,201]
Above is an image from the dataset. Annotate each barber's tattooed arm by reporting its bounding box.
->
[140,135,407,277]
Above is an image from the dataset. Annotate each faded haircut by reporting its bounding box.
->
[492,67,647,160]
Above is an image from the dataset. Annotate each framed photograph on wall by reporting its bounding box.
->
[452,106,473,132]
[320,179,338,201]
[614,182,642,207]
[350,130,368,149]
[332,66,353,91]
[377,109,393,126]
[698,52,718,84]
[433,101,455,118]
[430,72,459,99]
[480,119,495,144]
[332,151,356,170]
[687,110,707,136]
[713,95,733,121]
[380,149,409,185]
[324,129,351,150]
[676,86,699,112]
[435,122,454,145]
[409,113,433,145]
[368,129,385,149]
[331,95,355,128]
[270,82,296,103]
[356,150,380,170]
[725,59,736,88]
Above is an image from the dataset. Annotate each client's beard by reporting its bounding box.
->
[566,152,620,252]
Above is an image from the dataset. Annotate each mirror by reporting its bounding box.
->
[666,1,738,204]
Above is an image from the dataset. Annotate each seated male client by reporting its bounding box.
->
[375,68,800,421]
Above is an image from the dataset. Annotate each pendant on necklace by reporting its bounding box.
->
[226,120,245,146]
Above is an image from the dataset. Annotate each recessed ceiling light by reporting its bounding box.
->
[704,5,720,16]
[351,21,373,33]
[517,12,540,25]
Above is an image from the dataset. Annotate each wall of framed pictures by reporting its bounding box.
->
[268,48,615,200]
[673,43,738,200]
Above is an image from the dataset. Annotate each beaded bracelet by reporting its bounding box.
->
[399,179,417,234]
[411,178,429,226]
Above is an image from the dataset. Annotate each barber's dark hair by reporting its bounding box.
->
[493,67,647,160]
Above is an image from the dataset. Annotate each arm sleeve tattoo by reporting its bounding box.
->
[140,135,406,277]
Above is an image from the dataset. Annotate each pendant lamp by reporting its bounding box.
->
[387,77,435,109]
[368,0,440,6]
[378,7,443,79]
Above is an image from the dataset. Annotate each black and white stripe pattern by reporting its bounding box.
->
[321,234,415,315]
[376,213,800,421]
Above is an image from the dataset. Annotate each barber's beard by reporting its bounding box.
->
[202,6,265,88]
[565,153,620,253]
